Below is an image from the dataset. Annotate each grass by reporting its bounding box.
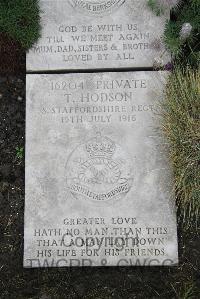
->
[179,282,198,299]
[170,280,198,299]
[161,68,200,228]
[0,0,40,49]
[164,0,200,68]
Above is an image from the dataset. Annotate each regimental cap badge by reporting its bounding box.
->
[85,132,116,159]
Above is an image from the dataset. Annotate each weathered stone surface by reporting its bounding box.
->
[24,71,178,267]
[26,0,170,71]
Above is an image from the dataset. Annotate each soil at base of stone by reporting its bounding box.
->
[0,33,25,75]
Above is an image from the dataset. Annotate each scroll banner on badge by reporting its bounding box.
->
[70,183,130,201]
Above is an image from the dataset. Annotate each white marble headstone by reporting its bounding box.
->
[24,71,178,267]
[26,0,170,71]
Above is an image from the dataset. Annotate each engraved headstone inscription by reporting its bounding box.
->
[26,0,170,71]
[24,71,178,267]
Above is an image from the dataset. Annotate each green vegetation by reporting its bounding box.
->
[162,68,200,227]
[176,281,198,299]
[0,0,40,49]
[148,0,200,228]
[16,146,24,160]
[164,0,200,68]
[147,0,165,16]
[148,0,200,68]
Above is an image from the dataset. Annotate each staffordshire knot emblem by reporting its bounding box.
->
[66,132,133,201]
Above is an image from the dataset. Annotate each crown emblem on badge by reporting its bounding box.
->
[86,133,116,159]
